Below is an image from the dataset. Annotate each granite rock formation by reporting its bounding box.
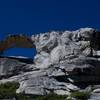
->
[0,28,100,99]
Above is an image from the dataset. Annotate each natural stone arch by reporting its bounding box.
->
[0,34,35,55]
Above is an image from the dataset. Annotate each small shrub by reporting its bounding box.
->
[32,94,68,100]
[71,91,90,100]
[16,94,36,100]
[0,82,19,99]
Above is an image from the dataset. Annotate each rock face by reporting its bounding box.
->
[0,34,34,54]
[0,56,34,78]
[0,28,100,97]
[33,28,96,68]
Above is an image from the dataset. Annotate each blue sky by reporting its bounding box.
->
[0,0,100,58]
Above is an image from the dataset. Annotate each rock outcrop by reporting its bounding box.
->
[0,56,34,78]
[0,34,34,54]
[0,28,100,98]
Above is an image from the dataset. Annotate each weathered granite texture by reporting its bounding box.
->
[0,28,100,97]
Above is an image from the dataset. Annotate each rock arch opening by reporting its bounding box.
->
[0,34,36,58]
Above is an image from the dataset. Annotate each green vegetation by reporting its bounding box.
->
[16,94,69,100]
[0,82,91,100]
[71,91,90,100]
[0,82,19,99]
[33,94,68,100]
[0,82,69,100]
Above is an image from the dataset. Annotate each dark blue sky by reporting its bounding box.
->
[0,0,100,58]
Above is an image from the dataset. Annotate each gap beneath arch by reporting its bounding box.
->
[2,48,37,59]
